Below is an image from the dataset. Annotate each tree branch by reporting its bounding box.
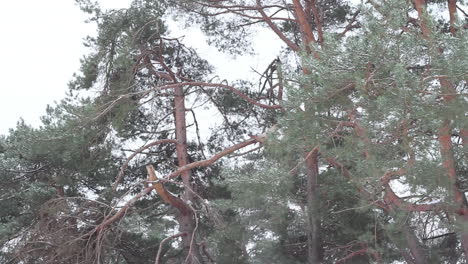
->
[113,139,177,191]
[92,135,264,234]
[150,81,284,110]
[256,0,300,51]
[154,232,188,264]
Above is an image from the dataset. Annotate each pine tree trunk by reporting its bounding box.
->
[305,149,323,263]
[174,85,203,263]
[439,122,468,262]
[438,76,468,261]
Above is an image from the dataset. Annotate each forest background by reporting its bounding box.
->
[0,0,467,263]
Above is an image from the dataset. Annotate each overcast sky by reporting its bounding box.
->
[0,0,130,135]
[0,1,282,135]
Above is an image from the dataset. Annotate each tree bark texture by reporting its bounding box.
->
[174,85,203,263]
[438,76,468,261]
[305,149,323,263]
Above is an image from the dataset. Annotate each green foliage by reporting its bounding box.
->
[2,0,467,263]
[268,1,468,262]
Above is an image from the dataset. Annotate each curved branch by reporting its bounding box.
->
[152,81,284,110]
[154,232,188,264]
[336,247,368,264]
[164,136,261,180]
[147,165,192,216]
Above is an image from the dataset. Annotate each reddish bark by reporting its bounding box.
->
[438,77,468,260]
[173,83,204,263]
[165,136,260,180]
[256,0,300,51]
[140,45,203,262]
[448,0,457,36]
[291,2,324,258]
[438,121,468,259]
[55,186,65,197]
[412,0,430,37]
[147,165,192,216]
[292,0,317,45]
[155,232,188,264]
[309,0,324,44]
[336,248,368,264]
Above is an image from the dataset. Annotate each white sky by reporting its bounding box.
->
[0,0,131,135]
[0,0,282,135]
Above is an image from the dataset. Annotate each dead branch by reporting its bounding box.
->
[92,134,263,235]
[147,165,192,216]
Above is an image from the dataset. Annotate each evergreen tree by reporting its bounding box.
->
[1,0,467,263]
[267,0,468,262]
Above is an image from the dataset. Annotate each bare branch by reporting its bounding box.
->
[151,81,284,110]
[112,139,177,191]
[92,135,264,234]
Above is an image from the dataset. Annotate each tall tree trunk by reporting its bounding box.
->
[439,120,468,261]
[305,149,323,263]
[417,0,468,253]
[174,85,203,263]
[438,77,468,261]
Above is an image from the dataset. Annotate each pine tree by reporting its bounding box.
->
[1,0,467,263]
[271,0,468,262]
